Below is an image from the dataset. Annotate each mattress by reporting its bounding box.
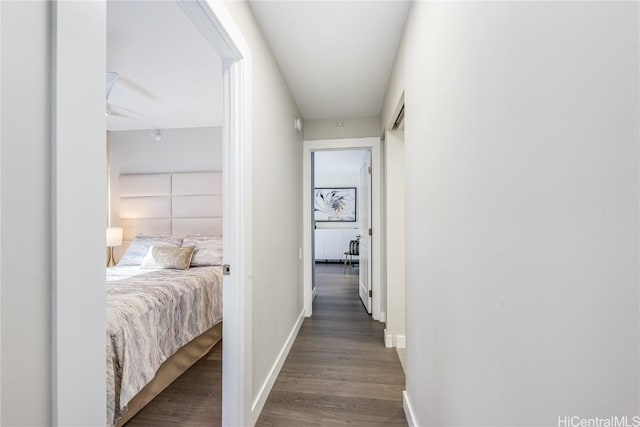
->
[106,265,223,426]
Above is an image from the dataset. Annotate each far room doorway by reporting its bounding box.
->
[312,149,372,313]
[303,137,382,321]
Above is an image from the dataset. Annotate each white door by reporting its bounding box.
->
[359,151,372,312]
[311,152,316,287]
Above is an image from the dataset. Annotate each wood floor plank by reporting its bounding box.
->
[258,391,407,426]
[256,263,407,426]
[126,263,406,426]
[269,376,404,401]
[125,343,223,427]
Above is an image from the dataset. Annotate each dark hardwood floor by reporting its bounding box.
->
[125,343,223,426]
[256,263,407,426]
[126,263,406,426]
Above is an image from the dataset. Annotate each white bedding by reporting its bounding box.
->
[106,265,223,426]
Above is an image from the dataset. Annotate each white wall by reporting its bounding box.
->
[315,171,359,189]
[304,116,380,141]
[110,127,222,174]
[224,1,304,422]
[0,2,52,424]
[313,151,363,269]
[2,2,107,425]
[108,126,223,228]
[382,2,639,425]
[314,149,365,230]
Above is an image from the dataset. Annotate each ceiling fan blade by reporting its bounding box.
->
[106,103,146,120]
[117,76,155,100]
[106,109,130,119]
[106,72,120,100]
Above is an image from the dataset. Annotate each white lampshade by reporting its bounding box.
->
[106,227,123,247]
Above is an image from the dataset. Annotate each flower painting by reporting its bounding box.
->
[314,187,357,222]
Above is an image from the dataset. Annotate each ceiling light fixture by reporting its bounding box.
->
[337,120,344,131]
[151,129,162,142]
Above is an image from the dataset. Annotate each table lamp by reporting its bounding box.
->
[106,227,123,267]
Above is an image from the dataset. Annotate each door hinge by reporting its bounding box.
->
[369,289,373,298]
[368,228,372,236]
[368,166,372,174]
[223,264,231,276]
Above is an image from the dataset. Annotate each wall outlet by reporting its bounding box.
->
[298,248,302,260]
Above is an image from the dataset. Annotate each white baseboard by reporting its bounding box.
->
[251,308,305,424]
[379,311,386,322]
[312,286,317,301]
[384,330,406,348]
[384,329,393,348]
[403,390,418,427]
[396,334,406,349]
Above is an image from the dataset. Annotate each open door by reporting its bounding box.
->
[311,152,316,294]
[359,151,372,312]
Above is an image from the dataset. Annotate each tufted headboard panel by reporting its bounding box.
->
[116,171,222,258]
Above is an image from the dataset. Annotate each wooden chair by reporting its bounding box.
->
[343,237,360,272]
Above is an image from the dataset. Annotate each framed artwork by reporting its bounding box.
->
[314,187,357,222]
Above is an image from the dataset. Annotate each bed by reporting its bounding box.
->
[107,172,224,426]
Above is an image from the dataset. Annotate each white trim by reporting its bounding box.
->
[52,2,107,423]
[220,44,253,427]
[178,0,245,59]
[403,390,418,427]
[384,329,394,348]
[312,286,317,301]
[303,138,383,320]
[303,148,313,316]
[379,311,386,323]
[179,2,253,425]
[384,330,406,349]
[0,1,4,419]
[251,309,305,425]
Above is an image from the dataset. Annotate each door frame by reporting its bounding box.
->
[52,1,253,425]
[358,150,373,313]
[302,137,383,320]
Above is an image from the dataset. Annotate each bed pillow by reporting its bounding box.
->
[182,235,223,267]
[141,245,196,270]
[117,234,184,266]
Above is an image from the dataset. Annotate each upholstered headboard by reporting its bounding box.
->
[116,171,222,257]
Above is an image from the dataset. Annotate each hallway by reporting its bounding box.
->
[256,263,407,426]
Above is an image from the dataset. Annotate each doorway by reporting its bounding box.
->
[52,1,252,426]
[303,137,383,321]
[312,149,370,310]
[106,1,225,424]
[383,95,406,361]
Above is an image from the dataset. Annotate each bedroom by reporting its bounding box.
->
[1,0,304,425]
[106,1,226,425]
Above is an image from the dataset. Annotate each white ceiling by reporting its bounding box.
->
[106,1,409,130]
[249,1,411,120]
[107,1,223,131]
